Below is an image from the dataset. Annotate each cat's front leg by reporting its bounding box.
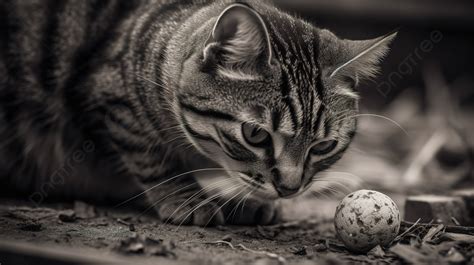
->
[145,170,280,226]
[221,196,282,225]
[144,173,226,226]
[194,171,282,226]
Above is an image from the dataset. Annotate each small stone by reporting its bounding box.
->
[291,246,307,256]
[116,234,176,258]
[405,195,469,225]
[128,242,145,253]
[313,243,327,252]
[58,210,76,222]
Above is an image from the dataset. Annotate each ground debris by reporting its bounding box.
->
[290,245,307,256]
[17,221,43,232]
[3,207,57,221]
[221,234,232,242]
[117,218,136,232]
[58,209,77,222]
[73,201,96,219]
[421,224,445,243]
[445,247,466,264]
[389,244,443,264]
[238,219,324,242]
[387,216,474,265]
[116,233,176,258]
[367,245,386,258]
[438,232,474,243]
[401,220,474,235]
[312,243,328,252]
[256,225,280,239]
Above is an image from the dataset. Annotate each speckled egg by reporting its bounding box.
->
[334,190,401,253]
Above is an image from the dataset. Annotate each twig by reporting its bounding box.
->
[184,240,286,263]
[202,240,235,249]
[237,243,286,263]
[393,218,421,243]
[401,221,474,235]
[116,218,130,226]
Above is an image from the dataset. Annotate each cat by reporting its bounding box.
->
[0,0,395,226]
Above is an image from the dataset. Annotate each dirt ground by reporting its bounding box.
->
[2,192,472,265]
[0,195,412,265]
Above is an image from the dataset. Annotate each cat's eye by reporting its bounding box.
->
[310,140,338,155]
[242,123,271,147]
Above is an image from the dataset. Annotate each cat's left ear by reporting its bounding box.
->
[202,3,273,80]
[329,32,397,86]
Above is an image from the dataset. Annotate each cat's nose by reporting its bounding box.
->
[271,168,301,198]
[275,186,299,197]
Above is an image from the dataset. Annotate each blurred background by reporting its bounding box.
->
[274,0,474,219]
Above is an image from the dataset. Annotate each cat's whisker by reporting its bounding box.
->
[163,178,235,224]
[314,182,347,197]
[174,184,243,230]
[311,179,354,199]
[137,182,198,218]
[215,183,257,220]
[239,190,254,220]
[174,141,194,151]
[312,190,330,199]
[347,147,367,154]
[204,187,247,227]
[311,181,355,197]
[320,188,339,198]
[316,171,364,184]
[309,170,364,199]
[141,125,184,153]
[164,134,188,145]
[114,168,231,208]
[238,176,264,190]
[144,136,164,158]
[155,124,182,133]
[227,190,252,223]
[136,73,168,90]
[355,113,409,136]
[315,184,346,196]
[311,190,333,200]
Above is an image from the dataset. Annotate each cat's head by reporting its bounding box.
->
[175,3,395,199]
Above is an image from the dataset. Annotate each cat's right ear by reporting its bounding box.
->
[202,3,273,80]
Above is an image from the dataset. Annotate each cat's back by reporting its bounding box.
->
[0,0,144,89]
[0,0,144,195]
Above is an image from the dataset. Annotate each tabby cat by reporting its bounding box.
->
[0,0,395,226]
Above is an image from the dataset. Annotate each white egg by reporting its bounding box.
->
[334,190,401,253]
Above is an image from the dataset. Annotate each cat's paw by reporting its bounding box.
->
[157,199,225,227]
[223,199,282,225]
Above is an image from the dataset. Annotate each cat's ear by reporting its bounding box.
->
[202,3,273,80]
[329,32,397,86]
